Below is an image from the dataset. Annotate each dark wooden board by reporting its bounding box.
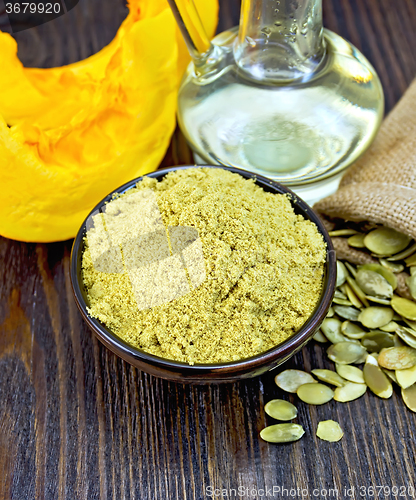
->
[1,1,416,499]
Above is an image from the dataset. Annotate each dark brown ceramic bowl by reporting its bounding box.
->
[70,165,336,383]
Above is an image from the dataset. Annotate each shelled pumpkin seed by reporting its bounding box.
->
[361,331,395,353]
[326,306,335,318]
[311,369,345,387]
[316,420,344,442]
[313,330,328,343]
[405,275,416,300]
[363,355,393,398]
[364,227,411,256]
[395,365,416,389]
[358,307,394,329]
[395,327,416,349]
[264,400,298,421]
[336,261,348,287]
[377,346,416,370]
[335,364,365,383]
[379,259,404,273]
[345,276,369,307]
[260,424,305,443]
[386,241,416,261]
[334,382,367,402]
[341,321,366,339]
[333,305,360,321]
[320,318,347,344]
[356,269,393,298]
[327,342,367,364]
[297,383,334,405]
[329,229,359,237]
[359,264,397,289]
[348,233,366,248]
[391,296,416,321]
[274,370,317,393]
[380,321,399,333]
[382,368,398,384]
[402,384,416,412]
[345,284,363,309]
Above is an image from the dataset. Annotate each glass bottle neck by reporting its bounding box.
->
[234,0,325,82]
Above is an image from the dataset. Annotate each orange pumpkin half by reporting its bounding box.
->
[0,0,218,242]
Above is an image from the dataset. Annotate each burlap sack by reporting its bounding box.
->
[314,79,416,242]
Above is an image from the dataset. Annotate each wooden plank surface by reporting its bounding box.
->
[1,1,416,499]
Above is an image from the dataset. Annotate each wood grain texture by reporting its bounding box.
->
[1,1,416,499]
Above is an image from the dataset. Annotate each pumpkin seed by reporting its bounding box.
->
[356,269,393,298]
[410,266,416,276]
[297,383,334,405]
[405,253,416,266]
[365,295,392,305]
[379,321,399,333]
[327,342,367,364]
[336,261,348,287]
[403,318,416,330]
[387,242,416,261]
[335,364,365,383]
[316,420,344,442]
[364,227,412,256]
[358,307,394,329]
[359,264,398,289]
[346,276,369,307]
[341,321,366,340]
[311,369,346,387]
[274,370,317,393]
[329,229,359,237]
[378,346,416,370]
[326,306,335,318]
[345,284,363,309]
[313,330,328,343]
[395,326,416,349]
[391,296,416,321]
[320,318,346,344]
[348,233,366,248]
[260,423,305,443]
[361,331,395,353]
[264,399,298,420]
[334,290,347,300]
[333,298,353,306]
[334,382,367,402]
[344,262,357,278]
[402,326,416,338]
[382,368,398,384]
[395,365,416,389]
[333,305,360,321]
[405,274,416,300]
[379,258,404,274]
[401,384,416,412]
[363,355,393,398]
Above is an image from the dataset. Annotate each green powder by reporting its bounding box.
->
[82,168,326,364]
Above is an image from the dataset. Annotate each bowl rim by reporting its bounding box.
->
[70,164,336,374]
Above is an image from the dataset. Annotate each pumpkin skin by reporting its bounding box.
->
[0,0,218,242]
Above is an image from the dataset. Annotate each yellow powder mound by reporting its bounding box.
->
[82,168,326,364]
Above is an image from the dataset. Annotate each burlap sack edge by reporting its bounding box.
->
[314,182,416,241]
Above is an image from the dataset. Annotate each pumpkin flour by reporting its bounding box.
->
[82,168,326,364]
